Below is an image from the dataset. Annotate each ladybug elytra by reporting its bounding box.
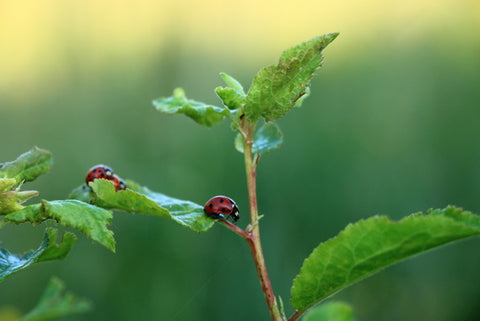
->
[85,164,127,192]
[204,195,239,222]
[85,165,114,184]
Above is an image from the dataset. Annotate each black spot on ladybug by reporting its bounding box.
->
[219,198,224,203]
[209,204,213,209]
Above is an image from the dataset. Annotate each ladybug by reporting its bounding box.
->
[204,196,239,222]
[110,174,127,191]
[85,165,114,185]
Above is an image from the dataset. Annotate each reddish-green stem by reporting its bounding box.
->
[238,120,283,321]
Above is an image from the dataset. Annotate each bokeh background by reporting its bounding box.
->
[1,0,480,320]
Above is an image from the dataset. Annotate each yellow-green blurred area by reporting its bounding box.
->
[1,0,480,320]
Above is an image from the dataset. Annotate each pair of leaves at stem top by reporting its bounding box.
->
[153,33,339,156]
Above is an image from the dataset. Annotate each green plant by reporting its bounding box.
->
[1,33,480,321]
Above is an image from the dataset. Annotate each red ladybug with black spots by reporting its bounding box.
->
[85,165,114,184]
[204,195,239,222]
[85,164,127,191]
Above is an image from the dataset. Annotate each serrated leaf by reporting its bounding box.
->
[0,228,76,282]
[89,179,169,218]
[220,72,246,95]
[69,179,215,232]
[235,122,283,154]
[302,302,355,321]
[0,147,52,183]
[126,181,215,232]
[36,228,77,263]
[153,88,230,127]
[20,276,92,321]
[41,200,115,252]
[245,33,339,122]
[5,200,115,252]
[290,206,480,312]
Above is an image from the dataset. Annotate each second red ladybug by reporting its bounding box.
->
[85,164,127,192]
[204,195,239,222]
[85,165,114,184]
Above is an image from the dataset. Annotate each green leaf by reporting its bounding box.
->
[0,147,52,183]
[245,33,339,122]
[5,200,115,252]
[69,179,215,233]
[235,122,283,154]
[153,88,230,127]
[20,276,92,321]
[220,72,246,95]
[302,302,356,321]
[36,228,77,263]
[290,206,480,312]
[41,200,115,252]
[89,179,170,218]
[0,228,76,282]
[125,180,215,232]
[4,203,44,224]
[215,87,246,110]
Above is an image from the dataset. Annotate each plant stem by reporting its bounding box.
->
[240,121,283,321]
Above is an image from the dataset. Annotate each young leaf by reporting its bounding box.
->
[0,228,76,282]
[235,122,283,154]
[0,147,52,183]
[0,190,39,215]
[244,33,339,122]
[215,87,245,110]
[290,206,480,312]
[215,72,247,110]
[153,88,231,127]
[220,72,246,95]
[20,276,92,321]
[302,302,356,321]
[4,200,115,252]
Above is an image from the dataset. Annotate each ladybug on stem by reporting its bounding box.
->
[85,164,127,192]
[204,195,239,222]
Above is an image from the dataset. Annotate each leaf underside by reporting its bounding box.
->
[290,206,480,312]
[153,88,230,127]
[235,122,283,154]
[302,302,355,321]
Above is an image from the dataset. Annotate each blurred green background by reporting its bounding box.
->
[1,0,480,320]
